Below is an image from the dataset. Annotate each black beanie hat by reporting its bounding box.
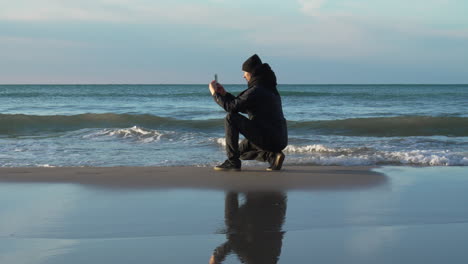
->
[242,54,262,73]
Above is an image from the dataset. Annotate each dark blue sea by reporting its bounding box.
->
[1,84,467,167]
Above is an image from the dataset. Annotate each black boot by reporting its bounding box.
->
[267,152,285,171]
[214,159,241,171]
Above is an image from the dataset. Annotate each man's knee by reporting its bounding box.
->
[239,139,249,153]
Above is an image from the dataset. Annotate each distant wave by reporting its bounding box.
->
[2,89,466,99]
[1,114,467,137]
[0,92,212,98]
[289,116,468,137]
[0,91,443,99]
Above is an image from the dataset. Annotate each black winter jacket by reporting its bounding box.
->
[212,64,288,150]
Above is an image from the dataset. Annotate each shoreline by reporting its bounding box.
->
[0,165,386,191]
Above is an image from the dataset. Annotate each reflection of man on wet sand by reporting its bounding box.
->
[209,192,287,264]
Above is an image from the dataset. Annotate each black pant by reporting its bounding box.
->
[224,112,281,164]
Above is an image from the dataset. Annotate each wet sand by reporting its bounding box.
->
[0,166,467,264]
[0,166,385,191]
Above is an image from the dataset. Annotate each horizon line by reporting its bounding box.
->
[1,83,467,86]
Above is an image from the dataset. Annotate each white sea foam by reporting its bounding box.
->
[287,149,468,166]
[107,126,168,143]
[215,137,227,146]
[384,150,468,166]
[215,138,354,153]
[84,126,175,143]
[37,164,56,168]
[284,144,355,153]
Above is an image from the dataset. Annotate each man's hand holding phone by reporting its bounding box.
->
[215,82,226,96]
[209,73,226,96]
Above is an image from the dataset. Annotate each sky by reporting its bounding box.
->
[0,0,467,84]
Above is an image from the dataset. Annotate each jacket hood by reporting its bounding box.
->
[242,54,262,72]
[248,63,279,96]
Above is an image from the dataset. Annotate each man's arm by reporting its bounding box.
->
[209,81,254,113]
[213,91,252,113]
[214,90,254,114]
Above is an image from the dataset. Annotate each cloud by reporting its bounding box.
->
[0,36,88,47]
[246,17,378,59]
[0,0,246,29]
[0,0,122,22]
[298,0,326,16]
[1,0,463,64]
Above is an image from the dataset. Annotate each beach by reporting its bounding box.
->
[1,85,467,262]
[1,165,467,263]
[2,0,467,262]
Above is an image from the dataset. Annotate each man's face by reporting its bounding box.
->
[243,71,252,82]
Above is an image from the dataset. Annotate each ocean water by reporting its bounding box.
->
[1,84,467,167]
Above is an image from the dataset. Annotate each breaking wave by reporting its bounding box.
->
[283,145,467,166]
[215,139,468,166]
[83,126,178,143]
